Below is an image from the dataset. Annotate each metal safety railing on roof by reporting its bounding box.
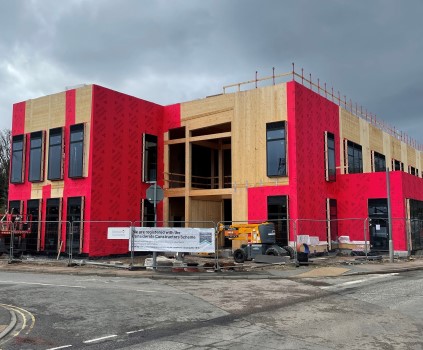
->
[222,63,423,151]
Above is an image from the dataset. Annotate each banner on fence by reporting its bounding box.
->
[129,227,215,253]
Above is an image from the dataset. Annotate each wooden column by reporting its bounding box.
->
[218,140,224,189]
[185,127,191,226]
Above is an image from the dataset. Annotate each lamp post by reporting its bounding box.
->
[386,167,394,263]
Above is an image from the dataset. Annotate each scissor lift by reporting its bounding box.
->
[0,213,32,262]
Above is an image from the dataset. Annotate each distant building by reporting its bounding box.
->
[7,72,423,256]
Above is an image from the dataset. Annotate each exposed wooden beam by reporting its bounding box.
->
[164,138,186,145]
[189,131,231,143]
[189,188,233,197]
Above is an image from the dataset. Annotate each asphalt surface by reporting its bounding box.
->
[0,254,422,349]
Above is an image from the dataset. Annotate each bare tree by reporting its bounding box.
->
[0,129,11,212]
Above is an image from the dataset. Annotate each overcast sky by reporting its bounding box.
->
[1,0,422,143]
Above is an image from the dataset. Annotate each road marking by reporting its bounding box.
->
[0,303,37,347]
[0,280,86,289]
[321,273,400,290]
[126,329,145,334]
[83,334,118,343]
[46,345,73,350]
[339,279,367,286]
[136,289,185,295]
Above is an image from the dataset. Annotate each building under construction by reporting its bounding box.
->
[6,68,423,256]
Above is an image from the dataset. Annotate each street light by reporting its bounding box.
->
[386,167,394,263]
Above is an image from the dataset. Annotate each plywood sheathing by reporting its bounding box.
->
[25,92,66,133]
[340,106,423,173]
[359,119,371,173]
[369,125,383,154]
[190,199,222,228]
[407,145,416,168]
[25,86,93,199]
[181,84,288,222]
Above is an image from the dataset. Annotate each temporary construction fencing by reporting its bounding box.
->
[2,217,422,269]
[293,218,369,256]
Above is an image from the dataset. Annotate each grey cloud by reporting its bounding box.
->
[0,0,422,144]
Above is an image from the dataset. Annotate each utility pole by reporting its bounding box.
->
[386,167,394,263]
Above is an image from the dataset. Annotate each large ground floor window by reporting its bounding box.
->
[409,199,423,251]
[27,199,41,251]
[368,198,389,251]
[45,198,61,252]
[267,195,288,246]
[67,197,84,255]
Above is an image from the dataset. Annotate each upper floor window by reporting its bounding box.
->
[409,166,418,176]
[69,124,84,178]
[372,151,386,172]
[266,121,287,177]
[10,135,25,183]
[345,140,363,174]
[48,127,64,180]
[392,159,403,171]
[325,132,336,181]
[29,131,44,182]
[143,134,157,182]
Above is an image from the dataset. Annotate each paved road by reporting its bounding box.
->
[0,270,422,349]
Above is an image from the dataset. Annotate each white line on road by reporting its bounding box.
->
[136,289,185,294]
[126,329,145,334]
[83,334,118,343]
[0,280,86,289]
[46,345,73,350]
[321,273,400,289]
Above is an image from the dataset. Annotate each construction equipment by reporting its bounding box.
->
[219,222,297,263]
[0,212,32,258]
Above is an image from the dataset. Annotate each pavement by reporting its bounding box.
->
[0,254,422,340]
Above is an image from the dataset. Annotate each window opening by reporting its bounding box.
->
[267,195,288,246]
[11,135,25,183]
[372,151,386,172]
[266,121,287,177]
[142,134,158,182]
[392,159,403,171]
[325,132,336,181]
[48,128,63,180]
[345,140,363,174]
[141,199,155,227]
[67,197,83,254]
[69,124,84,178]
[29,131,44,182]
[45,198,61,252]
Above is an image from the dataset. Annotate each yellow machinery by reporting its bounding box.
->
[218,222,298,263]
[221,223,266,251]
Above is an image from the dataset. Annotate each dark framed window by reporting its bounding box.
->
[267,195,288,246]
[27,199,41,251]
[48,128,64,180]
[11,135,25,183]
[142,134,158,182]
[409,166,417,176]
[69,124,84,178]
[45,198,61,252]
[29,131,44,182]
[325,132,336,181]
[345,140,363,174]
[392,159,403,171]
[372,151,386,172]
[326,198,338,246]
[67,196,84,253]
[266,121,287,177]
[141,199,155,227]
